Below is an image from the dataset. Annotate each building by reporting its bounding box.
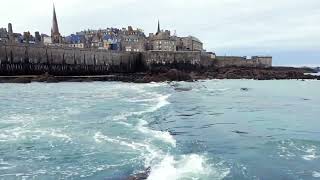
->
[0,28,8,43]
[119,26,146,52]
[178,36,203,51]
[51,4,62,44]
[65,34,85,48]
[149,21,176,51]
[103,34,120,50]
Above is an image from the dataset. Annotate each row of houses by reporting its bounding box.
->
[61,23,204,53]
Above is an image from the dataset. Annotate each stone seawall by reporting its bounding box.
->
[0,44,273,76]
[215,56,272,68]
[0,44,143,75]
[141,50,213,71]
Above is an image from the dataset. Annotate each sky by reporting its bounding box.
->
[1,0,319,66]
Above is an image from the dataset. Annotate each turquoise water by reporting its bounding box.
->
[0,80,320,180]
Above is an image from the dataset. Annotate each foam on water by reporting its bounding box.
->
[137,119,176,147]
[278,140,319,161]
[0,127,72,142]
[313,171,320,178]
[148,154,229,180]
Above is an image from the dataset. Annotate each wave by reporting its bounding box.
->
[137,119,176,147]
[107,84,228,179]
[277,140,319,161]
[313,171,320,178]
[0,127,72,142]
[147,154,229,180]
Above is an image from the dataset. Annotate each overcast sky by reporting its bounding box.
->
[1,0,319,66]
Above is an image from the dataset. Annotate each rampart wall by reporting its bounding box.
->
[0,44,143,75]
[0,43,272,76]
[214,56,272,68]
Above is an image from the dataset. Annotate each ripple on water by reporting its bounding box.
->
[277,140,320,161]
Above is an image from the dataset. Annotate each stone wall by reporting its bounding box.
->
[214,56,272,68]
[0,43,273,76]
[0,44,142,75]
[141,50,211,71]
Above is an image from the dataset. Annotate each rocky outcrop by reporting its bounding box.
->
[138,69,192,83]
[192,67,317,80]
[0,67,318,83]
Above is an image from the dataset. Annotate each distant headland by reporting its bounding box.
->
[0,4,318,83]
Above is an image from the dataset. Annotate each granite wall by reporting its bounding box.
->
[214,56,272,68]
[141,50,212,71]
[0,44,142,75]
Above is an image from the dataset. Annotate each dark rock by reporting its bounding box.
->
[127,167,151,180]
[7,77,31,83]
[46,77,59,83]
[174,87,192,92]
[240,88,249,91]
[232,130,249,134]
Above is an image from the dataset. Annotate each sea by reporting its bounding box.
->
[0,80,319,180]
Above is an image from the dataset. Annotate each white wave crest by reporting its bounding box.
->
[148,154,229,180]
[137,119,176,147]
[93,132,150,151]
[313,171,320,178]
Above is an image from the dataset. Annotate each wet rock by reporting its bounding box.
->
[240,88,249,91]
[232,130,249,134]
[127,167,151,180]
[7,77,31,83]
[165,69,192,81]
[46,76,59,83]
[174,87,192,92]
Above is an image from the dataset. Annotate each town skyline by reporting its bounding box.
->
[1,0,319,66]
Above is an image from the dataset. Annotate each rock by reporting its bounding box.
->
[164,69,192,81]
[127,167,151,180]
[46,77,59,83]
[7,77,31,83]
[232,130,249,134]
[174,87,192,92]
[240,88,249,91]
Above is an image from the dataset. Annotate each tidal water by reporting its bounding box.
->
[0,80,319,180]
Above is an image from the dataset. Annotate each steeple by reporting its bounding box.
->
[157,20,160,34]
[51,3,61,43]
[52,3,60,36]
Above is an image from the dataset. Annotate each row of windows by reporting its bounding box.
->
[157,41,175,45]
[125,39,139,42]
[125,48,141,52]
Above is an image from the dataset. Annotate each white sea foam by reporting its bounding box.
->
[0,127,71,142]
[147,154,229,180]
[94,132,149,151]
[313,171,320,178]
[137,119,176,147]
[50,131,72,142]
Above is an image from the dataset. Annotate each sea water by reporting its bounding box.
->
[0,80,319,180]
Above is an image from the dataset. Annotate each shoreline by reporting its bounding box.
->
[0,67,319,84]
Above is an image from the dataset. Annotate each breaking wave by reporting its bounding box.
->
[107,84,228,179]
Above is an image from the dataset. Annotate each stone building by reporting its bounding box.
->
[0,28,8,43]
[103,34,120,51]
[119,26,146,52]
[149,21,176,51]
[177,36,203,51]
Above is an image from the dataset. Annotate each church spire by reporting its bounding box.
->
[52,3,60,36]
[157,20,160,34]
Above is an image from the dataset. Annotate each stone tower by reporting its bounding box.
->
[51,4,61,43]
[8,23,14,43]
[8,23,13,35]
